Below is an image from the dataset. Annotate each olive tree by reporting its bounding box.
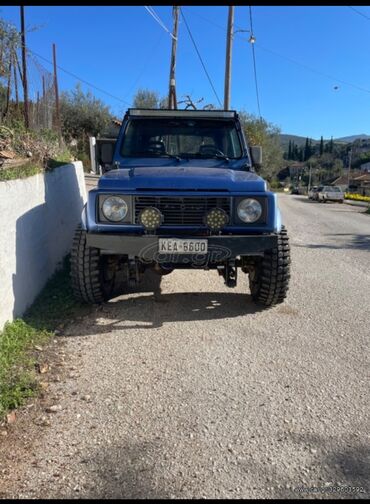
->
[239,111,284,180]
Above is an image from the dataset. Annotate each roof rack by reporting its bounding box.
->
[125,108,237,119]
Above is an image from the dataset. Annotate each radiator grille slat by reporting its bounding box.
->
[135,196,231,226]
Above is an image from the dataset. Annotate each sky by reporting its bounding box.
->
[1,5,370,140]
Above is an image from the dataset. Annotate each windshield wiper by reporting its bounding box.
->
[162,153,181,162]
[214,153,230,162]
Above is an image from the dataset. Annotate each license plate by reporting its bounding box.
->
[158,238,208,254]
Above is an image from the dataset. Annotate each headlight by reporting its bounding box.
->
[102,196,128,222]
[237,198,262,223]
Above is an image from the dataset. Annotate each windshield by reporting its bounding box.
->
[120,118,243,159]
[324,186,341,192]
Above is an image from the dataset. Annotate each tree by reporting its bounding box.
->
[0,17,21,121]
[320,136,324,156]
[60,83,112,155]
[329,136,334,153]
[133,88,160,108]
[239,111,284,180]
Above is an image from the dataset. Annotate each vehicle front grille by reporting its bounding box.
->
[134,196,231,226]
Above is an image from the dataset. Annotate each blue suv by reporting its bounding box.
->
[71,109,290,308]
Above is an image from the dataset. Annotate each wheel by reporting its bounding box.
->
[70,226,119,304]
[339,200,344,204]
[249,226,291,307]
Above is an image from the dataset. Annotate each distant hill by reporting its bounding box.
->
[334,134,370,143]
[279,133,370,149]
[279,134,317,149]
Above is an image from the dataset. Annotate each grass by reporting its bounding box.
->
[0,151,74,182]
[0,162,42,182]
[0,256,89,419]
[0,320,49,417]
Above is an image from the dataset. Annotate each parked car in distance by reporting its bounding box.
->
[317,186,344,203]
[308,186,319,200]
[290,186,306,195]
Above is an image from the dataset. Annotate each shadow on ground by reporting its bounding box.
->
[61,431,369,499]
[63,270,265,336]
[294,233,370,252]
[66,440,171,499]
[237,430,370,499]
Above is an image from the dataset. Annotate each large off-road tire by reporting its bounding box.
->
[70,226,116,304]
[249,226,291,307]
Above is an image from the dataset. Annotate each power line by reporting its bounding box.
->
[348,6,370,22]
[144,6,177,40]
[22,45,131,105]
[187,8,247,36]
[122,30,165,100]
[180,7,223,108]
[255,42,370,95]
[188,8,370,98]
[249,6,262,118]
[249,5,254,33]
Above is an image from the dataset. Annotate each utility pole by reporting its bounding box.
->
[347,148,352,191]
[13,52,19,109]
[4,59,12,118]
[224,6,234,110]
[20,6,29,129]
[52,43,61,140]
[168,6,179,110]
[42,75,47,128]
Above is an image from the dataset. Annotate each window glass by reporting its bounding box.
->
[120,118,243,159]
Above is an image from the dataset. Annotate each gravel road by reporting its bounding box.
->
[1,194,369,499]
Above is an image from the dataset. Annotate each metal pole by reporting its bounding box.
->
[20,6,29,128]
[224,6,234,110]
[168,6,179,110]
[52,43,61,140]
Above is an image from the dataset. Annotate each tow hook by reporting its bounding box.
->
[218,260,237,288]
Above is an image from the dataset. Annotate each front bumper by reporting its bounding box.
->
[86,233,278,262]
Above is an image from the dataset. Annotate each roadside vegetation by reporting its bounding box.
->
[0,257,90,419]
[344,192,370,203]
[0,161,40,181]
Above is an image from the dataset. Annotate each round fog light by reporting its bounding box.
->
[204,208,229,231]
[138,207,163,230]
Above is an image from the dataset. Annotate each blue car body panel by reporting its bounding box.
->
[84,110,283,242]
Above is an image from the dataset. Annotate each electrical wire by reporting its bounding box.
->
[348,6,370,22]
[188,7,370,97]
[249,6,262,119]
[21,45,131,105]
[144,6,177,40]
[180,7,223,108]
[255,42,370,95]
[122,30,165,100]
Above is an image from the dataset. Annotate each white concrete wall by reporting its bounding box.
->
[0,162,87,329]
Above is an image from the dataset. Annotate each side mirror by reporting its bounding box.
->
[250,145,262,168]
[100,142,114,165]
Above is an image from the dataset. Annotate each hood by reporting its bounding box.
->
[98,166,266,192]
